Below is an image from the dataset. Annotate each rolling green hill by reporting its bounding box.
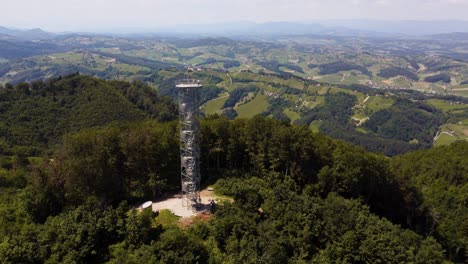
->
[0,73,176,155]
[1,37,468,156]
[3,34,468,99]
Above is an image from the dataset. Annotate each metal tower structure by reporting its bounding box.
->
[175,79,202,208]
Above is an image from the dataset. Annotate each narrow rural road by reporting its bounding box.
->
[433,131,455,142]
[227,73,233,86]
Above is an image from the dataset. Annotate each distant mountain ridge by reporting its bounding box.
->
[0,26,53,40]
[425,32,468,41]
[3,20,468,38]
[136,20,468,37]
[318,20,468,36]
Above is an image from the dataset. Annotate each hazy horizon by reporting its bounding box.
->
[2,0,468,32]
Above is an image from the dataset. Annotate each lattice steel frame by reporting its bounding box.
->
[175,79,202,208]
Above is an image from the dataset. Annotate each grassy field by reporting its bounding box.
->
[317,86,330,95]
[366,96,394,112]
[202,93,229,115]
[453,89,468,97]
[210,184,235,202]
[355,127,369,134]
[232,72,304,89]
[432,84,446,94]
[434,133,458,147]
[284,108,301,122]
[236,93,269,118]
[315,74,343,84]
[352,113,368,120]
[434,123,468,146]
[392,77,412,88]
[341,73,370,86]
[309,120,322,133]
[155,209,180,227]
[425,99,468,112]
[31,52,122,72]
[452,84,468,89]
[112,63,148,73]
[452,84,468,97]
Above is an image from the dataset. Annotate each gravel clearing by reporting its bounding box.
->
[151,188,219,218]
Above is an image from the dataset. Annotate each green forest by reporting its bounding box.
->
[294,93,446,155]
[0,75,466,263]
[0,74,177,156]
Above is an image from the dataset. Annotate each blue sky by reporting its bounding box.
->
[2,0,468,31]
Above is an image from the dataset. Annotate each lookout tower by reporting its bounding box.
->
[175,79,202,208]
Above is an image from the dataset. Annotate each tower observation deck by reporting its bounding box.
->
[175,79,202,208]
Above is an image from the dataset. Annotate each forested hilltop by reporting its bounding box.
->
[0,74,176,156]
[0,75,466,263]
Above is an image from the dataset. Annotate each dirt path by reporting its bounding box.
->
[418,63,427,73]
[363,96,370,103]
[227,73,233,86]
[433,131,455,142]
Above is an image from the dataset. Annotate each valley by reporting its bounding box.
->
[0,26,467,263]
[2,32,468,154]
